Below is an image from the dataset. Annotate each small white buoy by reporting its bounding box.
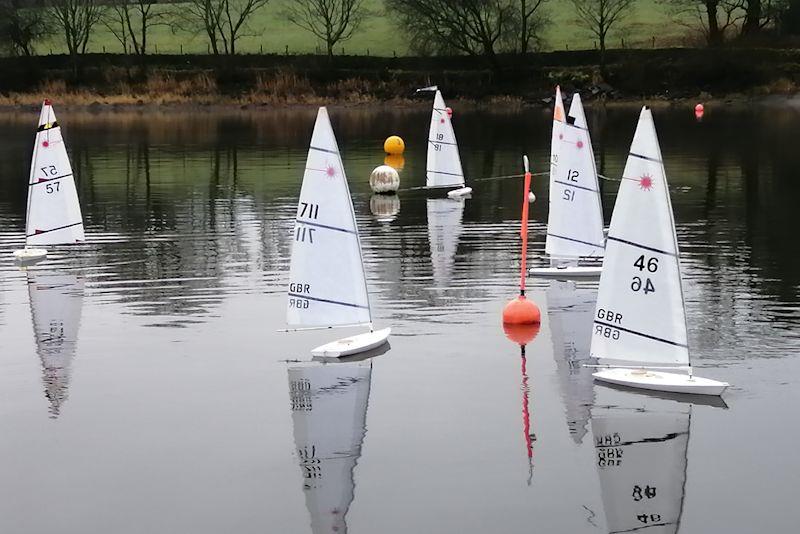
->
[369,165,400,194]
[528,191,536,203]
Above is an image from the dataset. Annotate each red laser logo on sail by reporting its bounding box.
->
[639,174,654,190]
[325,164,337,178]
[42,141,49,148]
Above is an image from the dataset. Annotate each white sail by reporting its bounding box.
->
[287,107,371,328]
[288,361,372,534]
[592,388,690,534]
[427,198,465,287]
[591,107,689,369]
[545,90,605,262]
[25,100,85,247]
[27,271,85,417]
[426,91,465,189]
[547,281,597,444]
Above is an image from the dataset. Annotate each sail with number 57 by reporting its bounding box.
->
[27,100,84,246]
[14,100,84,262]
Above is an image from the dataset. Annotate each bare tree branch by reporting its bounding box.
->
[283,0,369,57]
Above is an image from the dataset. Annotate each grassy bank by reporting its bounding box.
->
[1,47,798,108]
[31,0,690,57]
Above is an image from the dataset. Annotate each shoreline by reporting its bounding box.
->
[0,95,791,114]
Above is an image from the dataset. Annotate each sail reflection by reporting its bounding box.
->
[591,387,690,534]
[27,271,85,418]
[547,281,597,444]
[427,197,465,288]
[288,361,372,534]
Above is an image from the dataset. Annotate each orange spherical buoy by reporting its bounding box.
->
[695,103,704,113]
[503,322,540,346]
[384,135,405,155]
[502,295,541,325]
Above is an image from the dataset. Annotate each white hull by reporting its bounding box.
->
[311,328,391,358]
[593,368,728,396]
[447,186,472,198]
[13,248,47,263]
[529,265,602,279]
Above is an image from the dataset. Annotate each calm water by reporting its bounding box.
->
[0,104,798,534]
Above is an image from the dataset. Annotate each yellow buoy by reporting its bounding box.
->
[384,135,405,155]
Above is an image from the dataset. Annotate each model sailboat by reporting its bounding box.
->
[288,360,372,534]
[286,107,390,357]
[531,87,604,279]
[13,100,85,263]
[590,107,728,395]
[422,87,472,198]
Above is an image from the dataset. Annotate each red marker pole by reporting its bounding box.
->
[519,155,532,296]
[502,156,541,325]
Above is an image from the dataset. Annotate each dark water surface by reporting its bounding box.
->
[0,104,798,534]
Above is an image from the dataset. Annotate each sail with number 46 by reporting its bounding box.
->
[426,90,465,189]
[591,107,688,369]
[26,100,85,246]
[545,88,605,263]
[286,107,372,328]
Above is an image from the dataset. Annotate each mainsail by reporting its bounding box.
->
[591,107,690,369]
[592,387,690,534]
[287,107,371,328]
[25,100,85,247]
[288,361,372,534]
[27,271,85,417]
[545,89,605,262]
[426,91,465,189]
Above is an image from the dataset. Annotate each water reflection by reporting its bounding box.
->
[547,281,598,444]
[288,361,372,534]
[426,198,465,288]
[592,387,692,534]
[26,270,85,418]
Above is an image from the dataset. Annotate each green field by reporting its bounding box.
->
[36,0,695,57]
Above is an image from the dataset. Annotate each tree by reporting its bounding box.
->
[49,0,105,75]
[570,0,635,70]
[283,0,368,58]
[660,0,739,46]
[104,0,170,56]
[184,0,271,55]
[390,0,515,70]
[0,2,49,56]
[508,0,549,53]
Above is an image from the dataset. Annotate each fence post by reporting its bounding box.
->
[260,44,263,54]
[180,44,183,54]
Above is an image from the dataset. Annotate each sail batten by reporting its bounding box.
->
[545,89,605,260]
[287,107,372,328]
[426,91,465,188]
[591,107,690,369]
[25,100,85,246]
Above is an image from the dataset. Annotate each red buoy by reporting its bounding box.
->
[446,106,453,118]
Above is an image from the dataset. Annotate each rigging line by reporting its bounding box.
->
[398,171,546,192]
